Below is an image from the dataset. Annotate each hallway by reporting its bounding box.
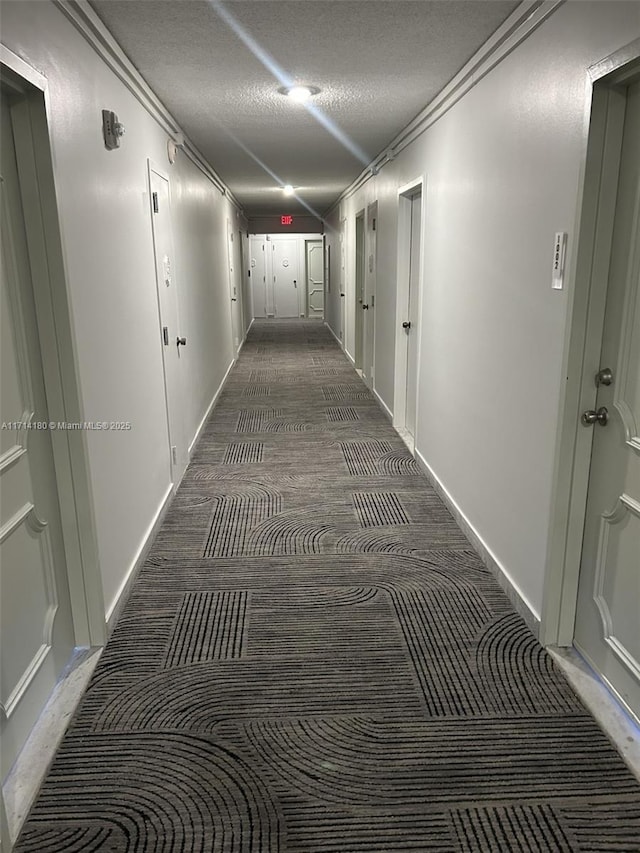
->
[15,320,640,851]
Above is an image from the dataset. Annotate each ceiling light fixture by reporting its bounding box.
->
[282,184,295,196]
[278,85,320,103]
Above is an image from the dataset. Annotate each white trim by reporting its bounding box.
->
[393,177,425,438]
[325,0,562,212]
[50,0,243,210]
[3,647,102,846]
[541,41,640,646]
[373,388,393,423]
[188,357,236,456]
[2,51,105,646]
[415,447,541,637]
[324,319,344,350]
[0,45,47,91]
[105,483,173,632]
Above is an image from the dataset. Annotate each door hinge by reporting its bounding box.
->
[152,192,159,213]
[171,445,177,464]
[162,326,169,346]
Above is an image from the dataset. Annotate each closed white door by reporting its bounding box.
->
[250,237,267,318]
[354,214,365,369]
[340,218,346,344]
[573,79,640,723]
[149,164,185,483]
[1,92,75,778]
[362,203,377,389]
[405,192,422,438]
[306,240,324,317]
[272,238,299,317]
[227,221,241,351]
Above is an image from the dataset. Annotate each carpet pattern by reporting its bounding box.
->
[16,319,640,851]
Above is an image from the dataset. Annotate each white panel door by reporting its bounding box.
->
[306,240,324,317]
[1,93,75,778]
[227,221,241,351]
[573,80,640,723]
[272,238,300,317]
[405,192,422,439]
[250,237,267,318]
[363,203,377,389]
[149,164,185,483]
[355,214,365,369]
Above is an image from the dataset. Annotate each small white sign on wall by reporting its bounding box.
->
[552,232,567,290]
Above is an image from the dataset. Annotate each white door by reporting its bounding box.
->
[272,238,299,317]
[306,240,324,317]
[227,221,241,351]
[250,237,267,318]
[354,214,365,369]
[340,218,346,344]
[573,79,640,723]
[362,203,377,389]
[405,192,422,438]
[148,164,186,483]
[1,91,75,779]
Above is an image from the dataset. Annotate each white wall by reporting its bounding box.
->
[325,1,640,622]
[250,234,323,318]
[1,1,244,618]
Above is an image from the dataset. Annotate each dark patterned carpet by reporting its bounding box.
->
[16,320,640,851]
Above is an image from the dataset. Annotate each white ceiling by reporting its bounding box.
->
[90,0,521,217]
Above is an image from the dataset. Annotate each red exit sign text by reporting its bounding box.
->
[281,215,293,226]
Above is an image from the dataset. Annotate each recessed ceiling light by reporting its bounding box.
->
[282,184,295,196]
[278,85,320,103]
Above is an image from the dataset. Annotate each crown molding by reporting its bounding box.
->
[51,0,243,212]
[325,0,564,215]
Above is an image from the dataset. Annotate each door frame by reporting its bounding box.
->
[541,39,640,647]
[0,46,104,648]
[339,218,346,345]
[363,201,378,390]
[226,218,242,353]
[394,176,425,443]
[305,238,324,318]
[147,160,187,483]
[354,209,365,369]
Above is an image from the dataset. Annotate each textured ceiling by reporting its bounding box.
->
[90,0,521,217]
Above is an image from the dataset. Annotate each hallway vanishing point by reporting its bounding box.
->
[16,321,640,851]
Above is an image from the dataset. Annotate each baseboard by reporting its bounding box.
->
[188,357,235,456]
[414,447,541,639]
[324,320,343,350]
[105,483,173,634]
[3,647,102,845]
[108,344,241,634]
[374,388,393,423]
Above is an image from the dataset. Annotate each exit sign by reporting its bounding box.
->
[281,215,293,226]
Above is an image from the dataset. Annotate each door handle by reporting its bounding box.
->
[581,406,608,426]
[402,321,411,329]
[177,336,187,347]
[595,367,613,386]
[293,280,297,288]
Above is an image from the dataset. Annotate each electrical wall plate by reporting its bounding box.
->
[102,110,124,150]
